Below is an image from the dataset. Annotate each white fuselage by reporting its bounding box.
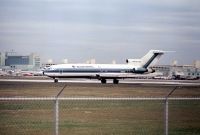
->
[43,64,146,79]
[43,50,165,83]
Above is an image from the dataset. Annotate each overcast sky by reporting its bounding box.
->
[0,0,200,64]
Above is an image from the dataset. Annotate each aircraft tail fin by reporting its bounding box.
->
[140,50,165,68]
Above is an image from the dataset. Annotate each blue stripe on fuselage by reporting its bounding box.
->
[44,68,133,73]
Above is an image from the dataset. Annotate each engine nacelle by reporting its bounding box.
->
[132,67,155,73]
[133,67,148,73]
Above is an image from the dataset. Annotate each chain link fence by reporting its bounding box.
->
[0,97,200,135]
[0,99,54,135]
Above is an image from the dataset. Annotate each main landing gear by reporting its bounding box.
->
[101,79,107,84]
[54,78,58,83]
[101,79,119,84]
[113,79,119,84]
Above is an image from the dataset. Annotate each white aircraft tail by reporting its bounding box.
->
[126,50,165,68]
[140,50,164,68]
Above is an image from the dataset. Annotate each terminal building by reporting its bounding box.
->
[152,60,200,80]
[0,51,41,71]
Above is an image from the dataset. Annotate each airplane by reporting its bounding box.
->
[43,50,165,84]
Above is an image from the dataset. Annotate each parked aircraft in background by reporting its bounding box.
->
[43,50,165,84]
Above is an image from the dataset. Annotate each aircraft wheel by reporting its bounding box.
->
[54,79,58,83]
[113,79,119,84]
[101,79,107,84]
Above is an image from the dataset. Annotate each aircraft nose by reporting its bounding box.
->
[42,68,47,76]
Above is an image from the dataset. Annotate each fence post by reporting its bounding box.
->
[165,99,168,135]
[54,99,59,135]
[164,86,177,135]
[54,84,67,135]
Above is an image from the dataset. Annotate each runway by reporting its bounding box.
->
[0,78,199,86]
